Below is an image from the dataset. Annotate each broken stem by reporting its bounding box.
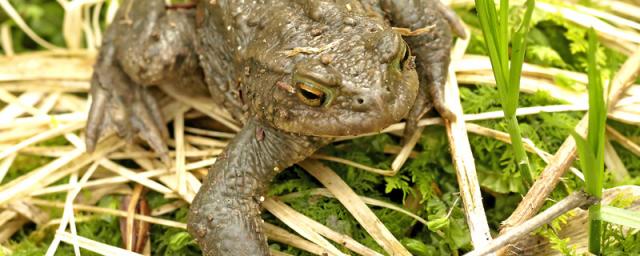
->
[465,191,598,256]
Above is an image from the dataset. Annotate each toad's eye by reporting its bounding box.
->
[391,42,411,70]
[296,82,326,107]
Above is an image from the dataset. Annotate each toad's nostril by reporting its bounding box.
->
[350,94,385,112]
[350,96,369,112]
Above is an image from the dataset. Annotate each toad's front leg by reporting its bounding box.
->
[188,118,327,256]
[379,0,466,139]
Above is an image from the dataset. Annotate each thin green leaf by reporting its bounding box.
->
[571,130,598,195]
[427,216,450,231]
[474,0,536,187]
[508,0,535,115]
[499,0,510,87]
[475,0,508,91]
[578,27,608,256]
[585,28,606,199]
[600,206,640,230]
[589,205,602,254]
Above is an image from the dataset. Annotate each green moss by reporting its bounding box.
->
[8,196,121,256]
[2,155,52,186]
[2,135,70,185]
[0,0,65,53]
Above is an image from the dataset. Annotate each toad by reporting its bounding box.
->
[85,0,465,255]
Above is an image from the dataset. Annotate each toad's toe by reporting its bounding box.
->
[130,91,169,163]
[85,64,169,162]
[429,79,457,122]
[86,76,110,153]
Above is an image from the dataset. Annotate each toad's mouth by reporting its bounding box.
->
[284,110,397,137]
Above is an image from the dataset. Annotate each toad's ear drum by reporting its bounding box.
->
[296,82,326,107]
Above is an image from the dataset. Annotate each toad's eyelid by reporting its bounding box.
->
[293,69,339,87]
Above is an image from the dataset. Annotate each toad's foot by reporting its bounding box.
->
[85,0,199,162]
[85,64,168,162]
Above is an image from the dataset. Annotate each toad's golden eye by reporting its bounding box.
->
[296,82,326,107]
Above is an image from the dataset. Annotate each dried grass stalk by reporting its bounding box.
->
[0,215,28,243]
[277,188,429,226]
[443,33,493,250]
[264,198,382,256]
[29,198,187,229]
[607,125,640,156]
[263,198,347,256]
[0,0,62,50]
[99,159,172,194]
[263,223,329,255]
[514,186,640,255]
[55,231,142,256]
[310,153,393,176]
[0,153,16,183]
[604,139,631,181]
[174,109,187,197]
[391,126,423,173]
[300,159,411,256]
[7,200,49,225]
[0,91,42,119]
[0,122,84,159]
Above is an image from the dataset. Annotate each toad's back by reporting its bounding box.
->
[199,0,427,138]
[196,0,398,125]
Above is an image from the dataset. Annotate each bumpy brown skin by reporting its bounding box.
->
[85,0,463,255]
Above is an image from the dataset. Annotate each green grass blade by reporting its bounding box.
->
[499,0,509,89]
[589,205,602,254]
[586,28,603,152]
[585,28,606,199]
[475,0,508,93]
[505,116,533,185]
[601,206,640,229]
[475,0,536,186]
[571,131,597,194]
[578,27,607,256]
[508,0,535,115]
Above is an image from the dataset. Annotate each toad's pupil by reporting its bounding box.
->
[296,82,325,107]
[301,89,320,100]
